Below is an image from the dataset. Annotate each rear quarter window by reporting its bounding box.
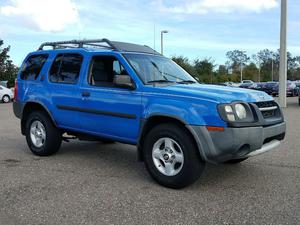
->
[20,54,48,80]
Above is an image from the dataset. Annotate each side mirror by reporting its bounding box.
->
[113,75,135,90]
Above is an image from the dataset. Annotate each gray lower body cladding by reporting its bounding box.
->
[13,101,24,119]
[187,122,286,163]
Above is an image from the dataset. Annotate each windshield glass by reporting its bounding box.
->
[124,53,197,84]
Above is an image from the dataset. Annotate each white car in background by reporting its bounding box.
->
[0,85,14,103]
[241,80,254,84]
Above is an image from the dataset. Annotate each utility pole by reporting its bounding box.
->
[160,30,169,55]
[279,0,287,107]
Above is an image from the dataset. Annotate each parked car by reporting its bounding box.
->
[0,85,13,103]
[261,82,278,95]
[223,82,235,87]
[295,81,300,96]
[239,83,257,89]
[241,80,254,84]
[272,81,298,97]
[13,39,286,189]
[254,82,266,92]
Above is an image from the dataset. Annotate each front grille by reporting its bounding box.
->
[254,101,280,119]
[255,101,277,108]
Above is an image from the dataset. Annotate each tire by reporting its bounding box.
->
[223,158,248,164]
[2,95,10,103]
[25,110,62,156]
[143,123,205,189]
[298,98,300,106]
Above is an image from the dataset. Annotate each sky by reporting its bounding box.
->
[0,0,299,66]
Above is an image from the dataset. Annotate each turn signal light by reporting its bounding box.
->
[206,126,225,132]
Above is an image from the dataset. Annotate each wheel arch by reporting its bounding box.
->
[137,114,203,161]
[21,101,57,135]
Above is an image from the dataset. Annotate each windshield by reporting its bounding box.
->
[124,53,197,84]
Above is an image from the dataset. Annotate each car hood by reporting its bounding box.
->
[145,83,273,103]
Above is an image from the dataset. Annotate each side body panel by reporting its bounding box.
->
[77,52,143,143]
[18,50,90,130]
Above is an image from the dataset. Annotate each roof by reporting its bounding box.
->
[37,39,160,55]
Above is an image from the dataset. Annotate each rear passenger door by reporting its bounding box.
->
[79,54,142,143]
[47,53,84,130]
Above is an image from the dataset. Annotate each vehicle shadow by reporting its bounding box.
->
[55,140,265,190]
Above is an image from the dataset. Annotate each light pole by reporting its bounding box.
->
[240,63,243,83]
[258,66,261,83]
[279,0,287,107]
[271,58,274,81]
[161,30,169,55]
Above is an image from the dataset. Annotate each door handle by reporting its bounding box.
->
[82,92,90,97]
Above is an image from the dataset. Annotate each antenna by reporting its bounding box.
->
[153,23,156,54]
[153,22,157,85]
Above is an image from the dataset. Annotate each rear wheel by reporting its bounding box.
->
[25,111,62,156]
[2,95,10,103]
[143,123,205,189]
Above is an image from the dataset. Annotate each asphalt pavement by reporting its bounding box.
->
[0,99,299,225]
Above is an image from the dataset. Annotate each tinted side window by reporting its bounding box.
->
[49,54,83,84]
[20,54,48,80]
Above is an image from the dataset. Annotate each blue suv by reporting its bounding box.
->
[13,39,286,188]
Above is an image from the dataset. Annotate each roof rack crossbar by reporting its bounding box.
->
[37,38,160,55]
[38,39,118,51]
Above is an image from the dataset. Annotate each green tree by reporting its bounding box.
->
[0,39,18,87]
[226,50,249,73]
[243,63,259,82]
[217,65,227,76]
[254,49,277,81]
[287,52,298,80]
[194,58,216,83]
[171,56,195,76]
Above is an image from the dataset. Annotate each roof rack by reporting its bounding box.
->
[38,39,117,51]
[38,38,160,55]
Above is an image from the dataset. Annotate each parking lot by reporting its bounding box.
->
[0,99,299,225]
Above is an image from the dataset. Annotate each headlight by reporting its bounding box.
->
[218,102,254,123]
[235,104,247,119]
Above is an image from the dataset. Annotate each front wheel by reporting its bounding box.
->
[25,111,62,156]
[143,123,205,189]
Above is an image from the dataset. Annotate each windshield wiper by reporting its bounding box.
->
[176,80,197,84]
[147,80,174,84]
[150,61,186,82]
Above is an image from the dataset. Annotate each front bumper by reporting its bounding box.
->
[187,122,286,163]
